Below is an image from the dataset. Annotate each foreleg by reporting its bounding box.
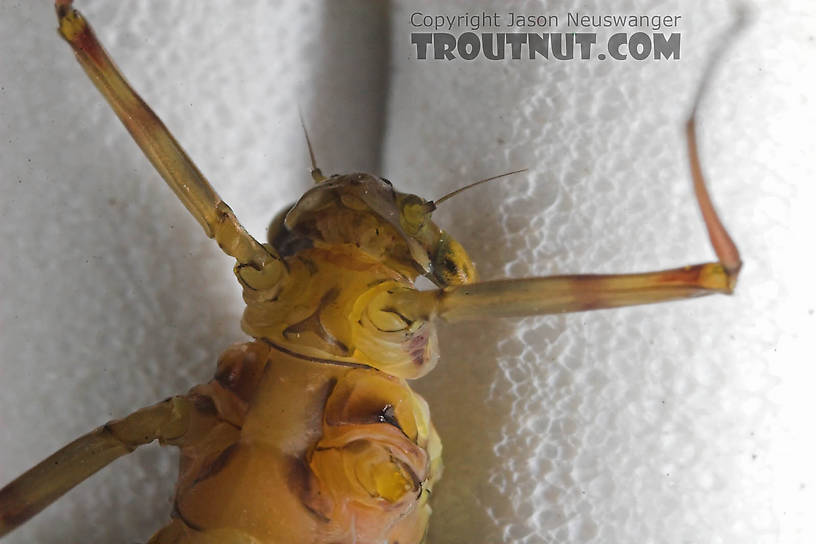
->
[54,1,284,289]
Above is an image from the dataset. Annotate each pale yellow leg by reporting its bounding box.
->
[0,396,198,538]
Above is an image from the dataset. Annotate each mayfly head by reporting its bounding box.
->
[267,172,480,288]
[253,169,531,378]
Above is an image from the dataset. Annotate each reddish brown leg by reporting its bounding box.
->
[382,17,743,323]
[54,1,283,289]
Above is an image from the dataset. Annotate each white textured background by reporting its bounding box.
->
[1,1,815,543]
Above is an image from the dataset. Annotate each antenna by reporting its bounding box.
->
[298,110,325,183]
[425,168,528,212]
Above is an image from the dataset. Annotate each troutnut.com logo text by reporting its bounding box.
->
[410,11,683,61]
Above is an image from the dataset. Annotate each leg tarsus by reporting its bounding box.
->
[686,119,741,288]
[684,9,747,289]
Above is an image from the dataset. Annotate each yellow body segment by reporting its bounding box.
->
[156,340,440,544]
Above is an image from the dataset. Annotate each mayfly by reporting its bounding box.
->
[0,2,742,543]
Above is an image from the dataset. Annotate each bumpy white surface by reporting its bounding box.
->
[387,1,816,543]
[0,1,814,544]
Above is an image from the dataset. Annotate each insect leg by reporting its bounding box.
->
[381,20,743,323]
[0,395,203,538]
[386,262,738,323]
[387,140,741,321]
[53,1,284,287]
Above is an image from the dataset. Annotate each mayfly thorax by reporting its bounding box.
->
[0,2,744,543]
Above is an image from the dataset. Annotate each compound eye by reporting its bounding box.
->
[266,204,292,246]
[266,202,295,249]
[398,194,431,235]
